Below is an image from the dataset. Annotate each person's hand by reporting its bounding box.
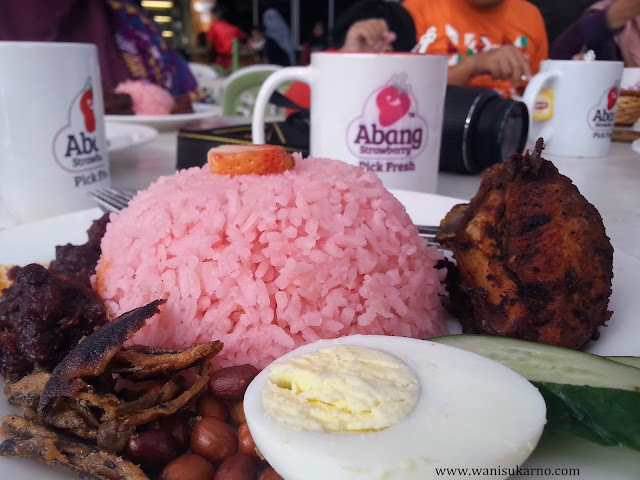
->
[466,45,531,84]
[341,19,397,53]
[606,0,640,30]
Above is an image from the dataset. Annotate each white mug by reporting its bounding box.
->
[620,67,640,89]
[252,52,448,193]
[0,42,110,225]
[522,59,624,157]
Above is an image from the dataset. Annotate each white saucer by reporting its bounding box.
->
[105,103,221,131]
[105,122,157,152]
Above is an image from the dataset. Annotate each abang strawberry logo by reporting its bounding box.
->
[53,77,108,178]
[376,83,411,127]
[80,87,96,133]
[588,84,619,135]
[347,73,428,172]
[607,87,618,110]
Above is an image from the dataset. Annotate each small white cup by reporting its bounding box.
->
[0,42,110,226]
[252,52,448,193]
[620,67,640,90]
[522,59,624,157]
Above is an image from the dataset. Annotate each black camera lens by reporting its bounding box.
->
[439,85,529,174]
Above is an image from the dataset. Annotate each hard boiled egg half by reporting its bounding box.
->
[244,335,546,480]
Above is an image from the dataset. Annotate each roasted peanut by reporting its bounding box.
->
[160,454,216,480]
[259,467,284,480]
[158,413,192,451]
[229,401,246,427]
[209,365,259,401]
[237,422,260,461]
[197,393,229,421]
[213,453,257,480]
[126,429,180,472]
[190,416,238,463]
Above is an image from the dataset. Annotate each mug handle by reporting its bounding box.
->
[522,71,561,143]
[252,67,312,144]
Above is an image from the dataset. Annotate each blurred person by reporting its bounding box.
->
[206,6,246,69]
[263,8,296,66]
[248,27,266,57]
[285,1,414,111]
[334,0,416,52]
[550,0,640,66]
[300,20,329,65]
[336,0,548,97]
[195,31,214,64]
[0,0,199,97]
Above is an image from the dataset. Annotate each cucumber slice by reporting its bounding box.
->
[429,335,640,450]
[606,356,640,369]
[534,382,640,450]
[430,334,640,392]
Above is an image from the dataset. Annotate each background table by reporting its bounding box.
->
[109,126,640,260]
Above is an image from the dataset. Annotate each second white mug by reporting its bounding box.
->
[252,52,448,193]
[522,59,624,157]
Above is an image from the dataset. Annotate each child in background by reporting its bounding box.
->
[206,6,246,69]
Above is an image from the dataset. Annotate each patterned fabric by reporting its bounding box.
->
[107,0,200,99]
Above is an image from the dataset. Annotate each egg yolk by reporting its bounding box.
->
[262,345,419,433]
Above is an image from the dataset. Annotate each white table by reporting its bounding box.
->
[109,129,640,260]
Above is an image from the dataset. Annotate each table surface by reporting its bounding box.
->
[109,123,639,260]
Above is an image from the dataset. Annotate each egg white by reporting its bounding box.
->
[244,335,546,480]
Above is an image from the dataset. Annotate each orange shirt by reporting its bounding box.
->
[402,0,548,96]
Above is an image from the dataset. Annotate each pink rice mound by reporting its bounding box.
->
[93,156,447,369]
[115,80,174,115]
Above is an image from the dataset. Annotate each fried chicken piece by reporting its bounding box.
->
[436,138,613,349]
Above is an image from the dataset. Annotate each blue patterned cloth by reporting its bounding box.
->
[107,0,201,98]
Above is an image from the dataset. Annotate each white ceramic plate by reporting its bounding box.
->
[105,122,158,152]
[631,139,640,155]
[105,103,221,132]
[0,192,639,480]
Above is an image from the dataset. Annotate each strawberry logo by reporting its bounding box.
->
[376,84,411,127]
[347,73,428,166]
[80,87,96,133]
[607,87,618,110]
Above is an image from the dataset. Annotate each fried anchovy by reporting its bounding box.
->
[5,372,51,411]
[0,415,148,480]
[109,341,223,380]
[39,299,165,416]
[97,360,212,452]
